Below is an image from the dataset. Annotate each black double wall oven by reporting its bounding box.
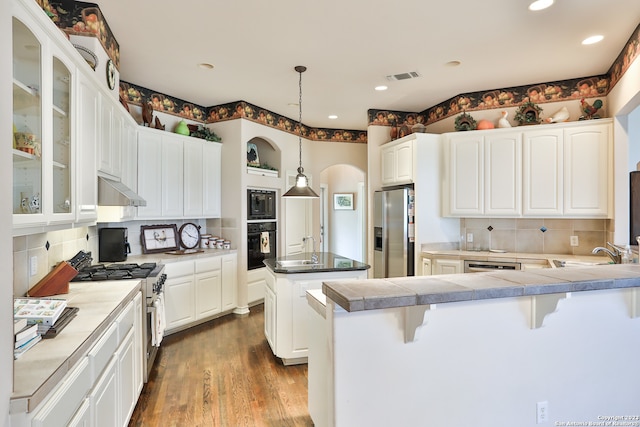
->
[247,189,277,270]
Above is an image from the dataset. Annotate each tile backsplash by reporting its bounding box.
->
[13,226,98,298]
[13,218,223,298]
[460,218,614,255]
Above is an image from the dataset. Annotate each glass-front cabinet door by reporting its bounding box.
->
[12,11,76,231]
[52,55,72,217]
[12,17,43,222]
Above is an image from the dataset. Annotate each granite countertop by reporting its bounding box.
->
[322,264,640,312]
[263,252,370,274]
[11,280,141,413]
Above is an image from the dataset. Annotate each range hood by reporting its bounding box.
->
[98,176,147,207]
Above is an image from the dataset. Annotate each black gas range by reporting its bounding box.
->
[71,262,160,282]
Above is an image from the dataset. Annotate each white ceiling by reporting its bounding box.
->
[99,0,640,131]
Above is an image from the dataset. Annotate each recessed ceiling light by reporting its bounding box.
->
[328,115,338,120]
[445,60,461,67]
[198,63,214,69]
[528,0,553,11]
[582,35,604,45]
[375,85,388,91]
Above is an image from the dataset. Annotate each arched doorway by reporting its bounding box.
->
[319,164,366,262]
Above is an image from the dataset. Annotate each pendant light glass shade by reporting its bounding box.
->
[283,66,319,198]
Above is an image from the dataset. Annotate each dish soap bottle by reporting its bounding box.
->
[622,244,632,264]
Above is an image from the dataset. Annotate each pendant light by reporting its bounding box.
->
[283,65,319,198]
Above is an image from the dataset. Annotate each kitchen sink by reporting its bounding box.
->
[276,259,323,268]
[552,260,611,268]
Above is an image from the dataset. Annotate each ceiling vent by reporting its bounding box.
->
[386,71,421,81]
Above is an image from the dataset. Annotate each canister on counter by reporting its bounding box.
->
[223,240,231,249]
[216,239,225,249]
[200,234,212,248]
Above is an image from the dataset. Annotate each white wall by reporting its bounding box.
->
[607,54,640,245]
[321,165,365,261]
[2,0,13,423]
[328,288,640,426]
[210,119,368,308]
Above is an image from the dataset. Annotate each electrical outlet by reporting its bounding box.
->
[29,256,38,277]
[570,235,579,247]
[536,401,548,424]
[466,233,474,243]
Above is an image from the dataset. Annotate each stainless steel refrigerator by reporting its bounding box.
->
[373,187,415,278]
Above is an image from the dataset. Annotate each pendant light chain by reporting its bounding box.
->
[298,68,303,170]
[282,65,318,198]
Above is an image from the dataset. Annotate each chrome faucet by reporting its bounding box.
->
[303,236,318,264]
[592,242,622,264]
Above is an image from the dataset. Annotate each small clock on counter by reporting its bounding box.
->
[178,222,201,249]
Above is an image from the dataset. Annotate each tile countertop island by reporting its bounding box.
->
[307,264,640,427]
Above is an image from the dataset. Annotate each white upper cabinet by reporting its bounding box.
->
[160,135,184,218]
[484,132,521,216]
[381,136,415,186]
[97,97,123,179]
[136,129,163,219]
[137,127,221,220]
[447,133,484,216]
[522,129,563,216]
[445,120,612,218]
[184,138,222,218]
[563,123,611,216]
[75,73,98,224]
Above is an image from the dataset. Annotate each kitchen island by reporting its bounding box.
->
[307,264,640,426]
[263,252,369,365]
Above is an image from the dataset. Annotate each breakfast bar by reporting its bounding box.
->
[307,264,640,427]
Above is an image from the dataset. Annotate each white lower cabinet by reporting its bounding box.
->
[420,257,432,276]
[31,358,91,427]
[67,399,90,427]
[264,268,367,365]
[247,268,267,304]
[90,357,117,427]
[117,328,136,427]
[195,257,223,319]
[432,259,463,275]
[164,260,196,331]
[28,293,142,427]
[164,253,238,334]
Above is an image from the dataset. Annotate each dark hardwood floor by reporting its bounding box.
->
[128,304,313,427]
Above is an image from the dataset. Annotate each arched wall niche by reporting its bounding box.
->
[247,136,281,172]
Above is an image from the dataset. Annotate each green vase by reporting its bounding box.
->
[175,120,190,136]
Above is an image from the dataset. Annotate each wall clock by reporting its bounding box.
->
[106,59,116,90]
[178,222,201,249]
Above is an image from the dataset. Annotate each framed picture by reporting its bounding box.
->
[140,224,179,254]
[333,257,354,268]
[334,193,354,210]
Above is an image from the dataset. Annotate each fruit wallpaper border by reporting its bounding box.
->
[37,0,638,142]
[36,0,120,69]
[368,74,609,131]
[120,81,368,144]
[369,21,640,131]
